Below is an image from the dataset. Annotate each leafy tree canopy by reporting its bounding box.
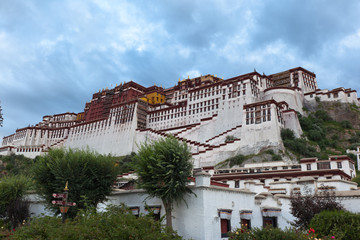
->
[0,175,30,229]
[133,136,194,227]
[33,148,119,218]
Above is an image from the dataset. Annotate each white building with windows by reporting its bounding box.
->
[105,156,360,240]
[1,67,359,167]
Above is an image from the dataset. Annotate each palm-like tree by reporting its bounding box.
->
[133,136,194,228]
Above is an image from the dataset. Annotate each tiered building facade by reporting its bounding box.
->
[1,67,359,167]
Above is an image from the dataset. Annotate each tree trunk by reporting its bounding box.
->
[163,201,172,228]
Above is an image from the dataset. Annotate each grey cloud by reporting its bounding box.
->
[251,0,360,56]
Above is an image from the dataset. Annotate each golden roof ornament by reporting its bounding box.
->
[64,181,69,191]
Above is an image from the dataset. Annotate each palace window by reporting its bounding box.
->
[337,162,342,168]
[219,210,232,238]
[317,162,331,170]
[307,164,311,170]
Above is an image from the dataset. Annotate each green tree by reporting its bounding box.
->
[0,175,30,229]
[133,136,195,228]
[33,148,118,218]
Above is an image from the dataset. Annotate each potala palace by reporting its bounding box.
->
[3,67,360,240]
[2,67,359,166]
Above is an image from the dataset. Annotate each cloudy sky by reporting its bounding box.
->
[1,0,360,141]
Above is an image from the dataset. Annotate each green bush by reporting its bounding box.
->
[308,129,324,142]
[352,175,360,186]
[228,227,304,240]
[309,210,360,240]
[0,154,36,177]
[340,120,352,129]
[283,138,318,158]
[349,132,360,143]
[10,205,182,240]
[113,152,136,174]
[225,135,237,143]
[281,128,295,141]
[314,110,332,122]
[299,116,313,132]
[0,175,30,229]
[264,149,282,161]
[228,155,246,167]
[272,154,282,161]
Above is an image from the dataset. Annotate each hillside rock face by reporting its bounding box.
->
[305,101,360,128]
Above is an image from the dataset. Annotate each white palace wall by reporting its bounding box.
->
[65,104,140,156]
[2,67,360,166]
[263,88,304,114]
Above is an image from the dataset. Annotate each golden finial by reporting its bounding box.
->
[215,74,217,77]
[64,181,69,191]
[188,75,189,79]
[179,78,180,82]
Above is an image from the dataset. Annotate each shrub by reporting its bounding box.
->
[299,116,313,132]
[0,154,36,177]
[281,128,295,141]
[308,129,324,142]
[314,110,332,122]
[228,155,246,167]
[0,175,30,229]
[290,187,343,229]
[225,135,238,143]
[283,138,318,158]
[10,205,182,240]
[349,132,360,143]
[340,120,352,129]
[352,175,360,186]
[228,227,303,240]
[310,210,360,240]
[272,154,282,161]
[113,152,136,174]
